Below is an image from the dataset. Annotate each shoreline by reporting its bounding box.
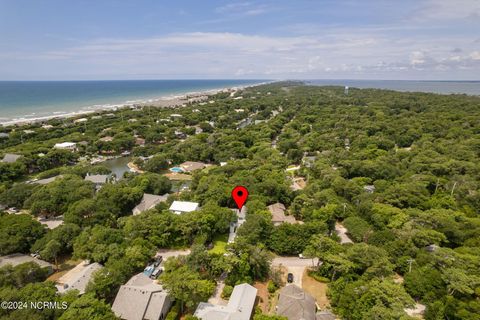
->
[0,81,274,127]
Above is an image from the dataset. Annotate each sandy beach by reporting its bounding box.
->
[0,81,272,127]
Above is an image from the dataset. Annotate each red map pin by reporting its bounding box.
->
[232,186,249,210]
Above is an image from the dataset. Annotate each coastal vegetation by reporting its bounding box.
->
[1,82,480,319]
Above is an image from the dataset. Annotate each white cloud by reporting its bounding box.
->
[4,28,480,79]
[413,0,480,21]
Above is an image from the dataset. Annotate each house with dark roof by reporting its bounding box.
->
[194,283,257,320]
[112,273,171,320]
[1,153,21,163]
[276,285,316,320]
[133,193,168,215]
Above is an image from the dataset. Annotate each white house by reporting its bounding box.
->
[169,201,199,214]
[54,142,77,151]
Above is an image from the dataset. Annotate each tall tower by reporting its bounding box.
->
[344,86,349,95]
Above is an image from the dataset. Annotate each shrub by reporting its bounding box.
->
[267,280,277,293]
[222,285,234,298]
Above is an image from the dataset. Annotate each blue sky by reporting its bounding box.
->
[1,0,479,80]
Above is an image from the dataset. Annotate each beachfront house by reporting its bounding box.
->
[74,118,88,124]
[169,201,199,214]
[194,283,257,320]
[56,261,103,295]
[133,193,168,215]
[112,273,171,320]
[54,142,77,151]
[276,285,316,320]
[1,153,21,163]
[0,254,54,275]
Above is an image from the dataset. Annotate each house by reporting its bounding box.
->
[74,118,88,124]
[1,153,21,163]
[135,137,146,146]
[112,273,171,320]
[54,142,77,151]
[174,130,187,139]
[179,161,206,173]
[169,201,199,214]
[316,310,337,320]
[0,132,10,138]
[229,207,247,243]
[363,185,375,193]
[56,261,103,294]
[194,283,257,320]
[99,136,114,142]
[128,118,138,123]
[0,254,54,275]
[133,193,168,215]
[23,129,35,134]
[85,174,110,190]
[302,155,317,168]
[276,285,316,320]
[42,124,54,130]
[268,203,300,226]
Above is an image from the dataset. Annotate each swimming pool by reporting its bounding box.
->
[169,167,184,173]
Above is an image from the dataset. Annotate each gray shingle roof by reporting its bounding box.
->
[316,311,337,320]
[0,254,53,271]
[133,193,168,215]
[112,273,171,320]
[1,153,21,163]
[194,283,257,320]
[277,285,316,320]
[84,174,109,184]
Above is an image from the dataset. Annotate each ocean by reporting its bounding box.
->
[307,80,480,95]
[1,79,479,124]
[0,79,265,123]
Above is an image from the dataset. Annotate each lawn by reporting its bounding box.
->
[302,269,330,308]
[209,234,228,254]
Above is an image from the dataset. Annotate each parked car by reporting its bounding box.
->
[154,256,163,267]
[287,273,294,283]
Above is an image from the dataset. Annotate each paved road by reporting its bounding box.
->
[272,257,319,286]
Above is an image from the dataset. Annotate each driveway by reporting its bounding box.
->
[335,222,353,244]
[272,257,319,286]
[155,249,191,261]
